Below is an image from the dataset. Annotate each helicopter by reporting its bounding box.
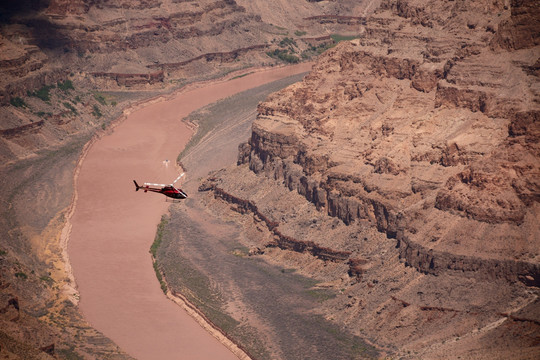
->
[133,173,187,201]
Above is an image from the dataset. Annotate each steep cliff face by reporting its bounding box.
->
[205,0,540,357]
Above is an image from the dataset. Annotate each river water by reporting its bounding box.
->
[67,63,313,359]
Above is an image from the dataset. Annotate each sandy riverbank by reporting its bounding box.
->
[66,63,313,359]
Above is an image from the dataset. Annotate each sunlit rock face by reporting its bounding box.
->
[242,0,539,272]
[206,0,540,357]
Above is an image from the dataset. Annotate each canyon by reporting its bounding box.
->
[0,0,539,359]
[0,0,374,358]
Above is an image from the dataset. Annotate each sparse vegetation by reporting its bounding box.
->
[281,268,296,274]
[56,345,85,360]
[267,37,301,63]
[301,34,360,60]
[28,84,55,102]
[271,24,288,35]
[57,79,75,92]
[150,215,168,258]
[231,71,254,80]
[150,216,169,294]
[301,42,333,59]
[304,287,336,302]
[92,105,102,118]
[153,261,168,294]
[36,111,52,118]
[40,275,54,285]
[279,37,297,48]
[10,97,26,108]
[15,272,28,280]
[266,49,300,63]
[93,92,107,105]
[330,34,359,42]
[294,30,307,36]
[63,102,78,115]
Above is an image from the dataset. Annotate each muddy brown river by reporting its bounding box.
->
[67,63,312,359]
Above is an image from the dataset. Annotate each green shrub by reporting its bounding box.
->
[57,79,74,92]
[15,272,27,280]
[36,111,52,118]
[150,216,169,294]
[40,275,54,285]
[63,102,78,115]
[10,97,26,108]
[28,85,55,102]
[266,49,299,63]
[93,92,107,105]
[279,37,297,48]
[153,261,168,294]
[150,216,168,257]
[92,104,102,118]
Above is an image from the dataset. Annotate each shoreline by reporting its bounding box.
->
[62,62,313,359]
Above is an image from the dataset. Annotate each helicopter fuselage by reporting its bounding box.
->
[160,185,188,199]
[133,179,188,200]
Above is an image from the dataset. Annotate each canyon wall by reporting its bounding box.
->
[204,0,540,357]
[239,0,539,283]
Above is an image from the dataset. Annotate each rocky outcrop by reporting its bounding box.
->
[90,70,164,87]
[492,0,540,50]
[148,44,269,71]
[397,235,540,287]
[0,121,44,139]
[0,35,68,105]
[1,0,371,99]
[200,181,353,263]
[303,15,366,26]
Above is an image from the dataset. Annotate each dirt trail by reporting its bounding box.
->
[67,63,313,360]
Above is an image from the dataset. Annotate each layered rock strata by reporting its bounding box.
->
[1,0,372,102]
[204,0,540,357]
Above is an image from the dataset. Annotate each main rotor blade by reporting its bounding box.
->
[144,182,167,187]
[171,172,185,186]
